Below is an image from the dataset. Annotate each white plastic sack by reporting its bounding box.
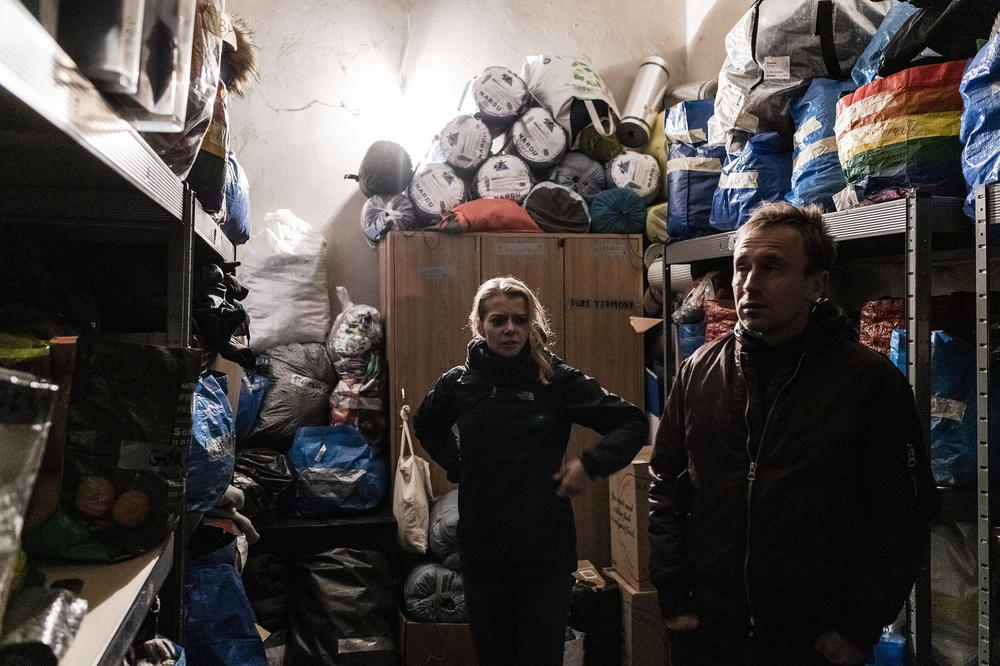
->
[393,405,434,554]
[563,628,585,666]
[522,55,620,145]
[238,209,331,352]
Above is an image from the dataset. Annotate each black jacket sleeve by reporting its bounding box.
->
[647,360,697,618]
[557,367,647,478]
[413,368,463,484]
[834,362,940,649]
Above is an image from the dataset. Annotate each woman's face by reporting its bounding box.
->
[476,293,531,358]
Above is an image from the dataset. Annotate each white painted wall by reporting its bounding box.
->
[228,0,742,311]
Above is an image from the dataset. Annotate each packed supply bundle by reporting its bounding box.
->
[960,25,1000,220]
[361,193,419,245]
[522,55,621,147]
[834,59,967,208]
[429,489,461,572]
[187,371,236,513]
[665,141,728,240]
[605,151,661,203]
[474,155,534,203]
[221,151,253,246]
[435,114,493,175]
[232,448,294,517]
[243,342,337,451]
[404,562,467,623]
[546,152,607,202]
[710,131,792,232]
[510,106,570,173]
[709,0,889,147]
[589,188,647,234]
[326,287,389,446]
[468,65,532,135]
[346,140,414,198]
[664,98,715,146]
[787,78,855,212]
[851,1,922,87]
[439,198,541,233]
[239,209,331,353]
[286,425,387,517]
[616,56,671,150]
[20,338,201,563]
[523,181,592,233]
[408,162,468,224]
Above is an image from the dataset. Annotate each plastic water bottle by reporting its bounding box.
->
[872,627,906,666]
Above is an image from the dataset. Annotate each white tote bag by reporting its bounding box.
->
[393,403,435,554]
[522,55,620,144]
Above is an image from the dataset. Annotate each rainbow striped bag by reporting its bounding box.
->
[834,59,969,206]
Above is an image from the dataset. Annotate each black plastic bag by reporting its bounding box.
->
[878,0,1000,77]
[232,448,293,516]
[286,548,395,664]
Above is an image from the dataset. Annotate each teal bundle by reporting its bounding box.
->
[589,187,646,234]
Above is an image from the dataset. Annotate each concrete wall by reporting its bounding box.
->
[228,0,745,311]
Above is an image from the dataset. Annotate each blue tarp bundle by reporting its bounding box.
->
[710,132,792,232]
[287,425,387,517]
[665,141,728,240]
[188,371,236,513]
[960,30,1000,221]
[787,78,855,212]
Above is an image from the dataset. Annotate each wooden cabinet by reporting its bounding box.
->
[380,230,645,566]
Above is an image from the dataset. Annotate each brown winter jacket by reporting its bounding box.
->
[648,302,939,651]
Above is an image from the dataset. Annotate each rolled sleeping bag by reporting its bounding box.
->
[349,140,413,197]
[474,154,534,202]
[577,123,624,163]
[511,107,569,172]
[437,114,493,174]
[589,187,646,234]
[471,65,531,134]
[545,151,607,202]
[522,181,591,233]
[408,162,467,222]
[646,201,668,243]
[361,193,419,243]
[404,562,467,623]
[429,489,460,563]
[605,150,661,203]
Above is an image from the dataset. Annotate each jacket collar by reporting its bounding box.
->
[734,299,856,359]
[465,338,537,382]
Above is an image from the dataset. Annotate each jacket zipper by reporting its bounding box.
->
[740,352,805,637]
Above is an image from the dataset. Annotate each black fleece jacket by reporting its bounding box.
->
[648,301,939,651]
[414,339,647,579]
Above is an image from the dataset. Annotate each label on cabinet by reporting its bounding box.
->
[494,241,545,256]
[589,242,627,257]
[417,265,458,280]
[568,297,636,310]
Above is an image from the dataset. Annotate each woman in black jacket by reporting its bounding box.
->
[414,275,647,666]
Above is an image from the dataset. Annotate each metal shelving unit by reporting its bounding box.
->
[658,195,973,666]
[974,182,999,665]
[0,0,234,657]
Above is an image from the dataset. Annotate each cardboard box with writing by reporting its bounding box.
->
[610,445,654,591]
[604,568,670,666]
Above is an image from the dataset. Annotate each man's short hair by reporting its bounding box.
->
[735,201,837,274]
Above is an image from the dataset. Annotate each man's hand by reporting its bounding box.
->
[664,614,700,631]
[813,629,865,665]
[553,458,590,497]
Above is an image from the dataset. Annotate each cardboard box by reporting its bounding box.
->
[610,446,654,591]
[574,559,610,590]
[399,609,478,665]
[604,568,670,666]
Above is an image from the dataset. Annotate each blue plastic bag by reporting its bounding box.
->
[677,321,707,360]
[786,78,855,212]
[666,141,728,240]
[851,1,922,87]
[664,98,715,145]
[184,540,267,665]
[234,371,269,444]
[710,132,792,232]
[187,371,236,512]
[288,425,388,517]
[221,151,252,246]
[960,30,1000,221]
[928,331,976,488]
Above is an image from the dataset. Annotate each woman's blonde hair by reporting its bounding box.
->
[469,275,555,384]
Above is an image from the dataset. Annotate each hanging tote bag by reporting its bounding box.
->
[393,402,434,554]
[522,55,621,146]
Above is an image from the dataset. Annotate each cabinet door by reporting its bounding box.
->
[381,232,480,494]
[480,235,565,358]
[562,234,645,566]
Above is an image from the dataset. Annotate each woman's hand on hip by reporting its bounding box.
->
[553,458,590,498]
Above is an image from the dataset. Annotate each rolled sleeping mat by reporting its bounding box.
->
[471,65,531,135]
[474,154,534,202]
[605,150,661,203]
[511,107,569,172]
[437,114,493,174]
[408,162,467,222]
[617,56,671,150]
[545,151,607,202]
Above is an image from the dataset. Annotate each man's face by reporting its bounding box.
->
[732,225,828,345]
[476,293,531,357]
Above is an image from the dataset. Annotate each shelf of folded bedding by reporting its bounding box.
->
[0,0,234,263]
[661,196,971,265]
[32,534,174,666]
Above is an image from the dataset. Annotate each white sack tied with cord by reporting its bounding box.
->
[393,404,434,554]
[238,209,331,352]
